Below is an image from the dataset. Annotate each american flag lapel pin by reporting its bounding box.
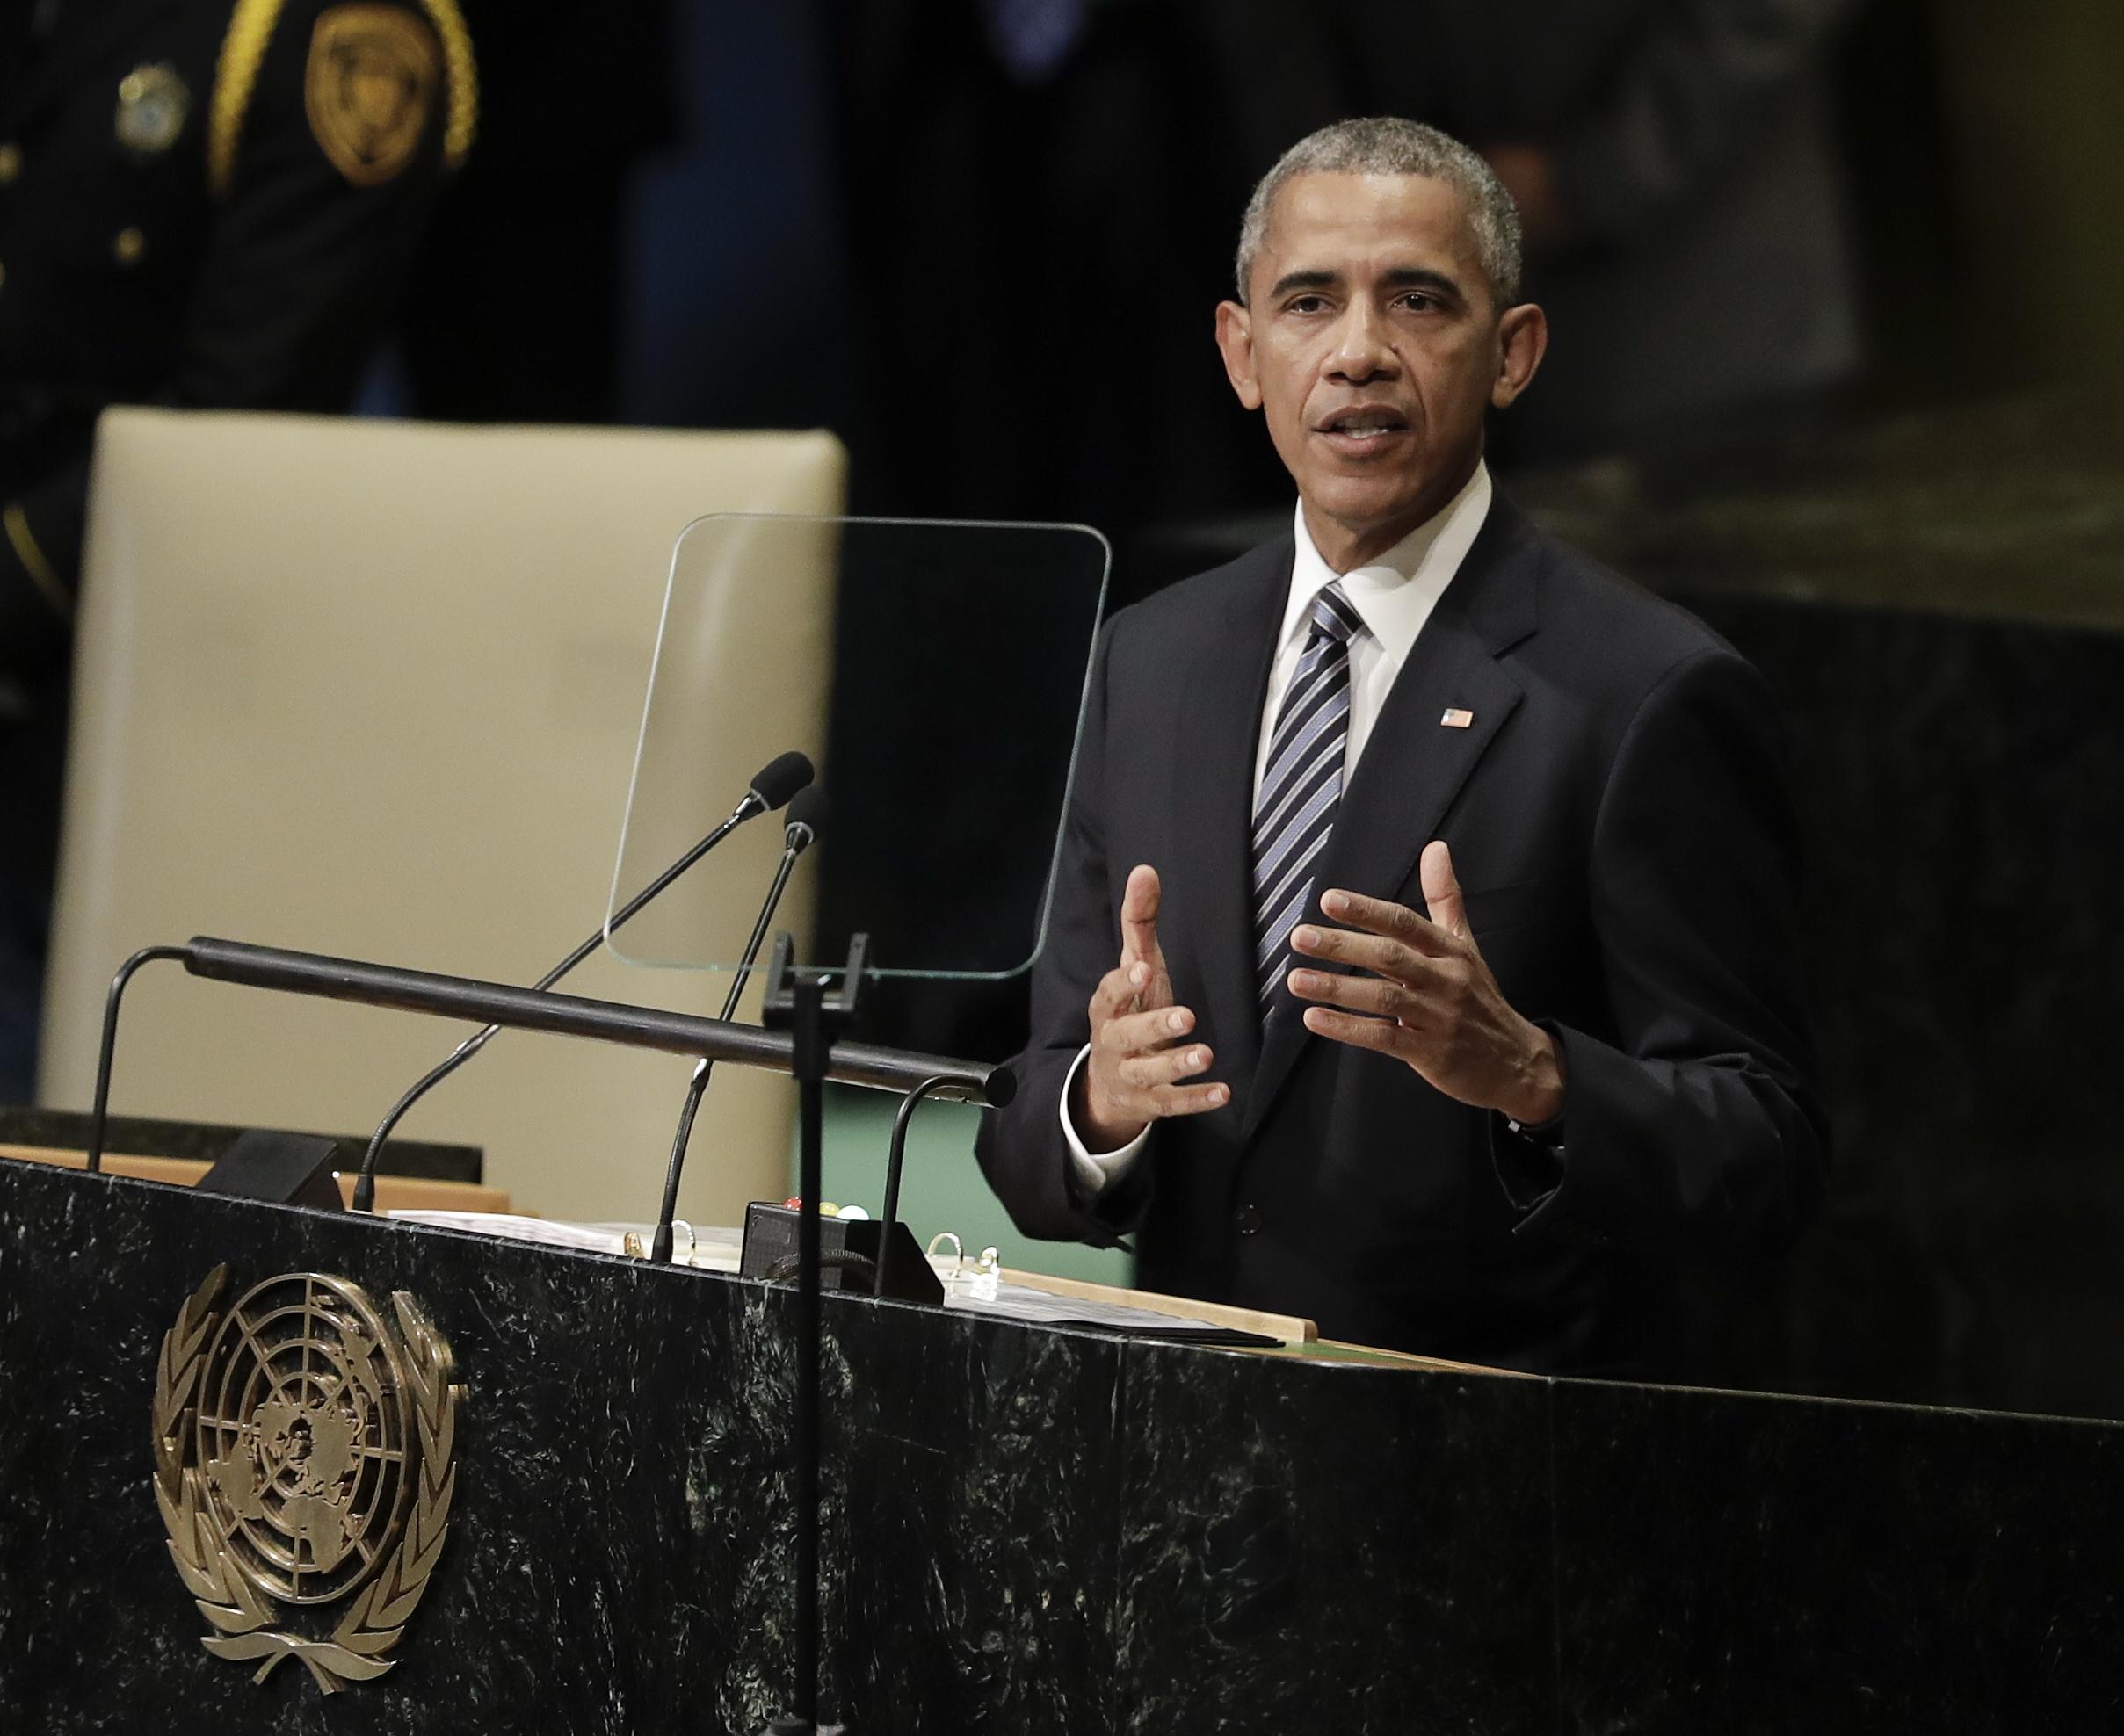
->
[1440,707,1475,729]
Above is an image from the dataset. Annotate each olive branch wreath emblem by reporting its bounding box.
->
[150,1265,460,1694]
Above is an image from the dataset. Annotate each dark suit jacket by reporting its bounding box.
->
[976,493,1827,1376]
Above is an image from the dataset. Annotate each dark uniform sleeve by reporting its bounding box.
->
[171,0,461,409]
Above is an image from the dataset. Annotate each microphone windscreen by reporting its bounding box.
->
[749,750,815,812]
[785,785,829,842]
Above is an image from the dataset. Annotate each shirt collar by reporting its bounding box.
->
[1282,459,1493,665]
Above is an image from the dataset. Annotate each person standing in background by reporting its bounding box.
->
[0,0,477,1100]
[1446,0,1864,458]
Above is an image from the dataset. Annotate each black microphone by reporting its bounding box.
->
[649,785,828,1262]
[350,749,815,1212]
[782,784,827,855]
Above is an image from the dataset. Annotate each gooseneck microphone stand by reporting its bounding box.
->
[874,1074,953,1299]
[649,790,823,1264]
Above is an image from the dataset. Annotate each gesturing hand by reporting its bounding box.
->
[1076,864,1230,1150]
[1286,842,1564,1125]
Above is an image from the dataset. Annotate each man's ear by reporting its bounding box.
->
[1214,300,1263,411]
[1490,302,1548,409]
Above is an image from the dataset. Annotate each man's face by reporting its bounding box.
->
[1215,172,1545,568]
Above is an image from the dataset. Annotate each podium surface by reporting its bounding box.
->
[3,1156,2118,1733]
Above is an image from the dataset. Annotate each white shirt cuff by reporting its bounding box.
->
[1059,1043,1150,1197]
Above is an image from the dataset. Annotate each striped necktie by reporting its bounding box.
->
[1252,581,1366,1012]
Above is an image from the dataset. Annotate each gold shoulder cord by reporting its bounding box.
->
[207,0,478,195]
[4,502,72,621]
[416,0,478,170]
[207,0,286,199]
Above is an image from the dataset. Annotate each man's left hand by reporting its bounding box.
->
[1287,842,1565,1125]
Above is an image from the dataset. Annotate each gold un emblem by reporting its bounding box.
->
[151,1266,460,1692]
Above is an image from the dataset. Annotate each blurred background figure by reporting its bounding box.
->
[0,0,475,1099]
[1455,0,1862,459]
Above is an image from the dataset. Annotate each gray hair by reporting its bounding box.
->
[1234,117,1523,307]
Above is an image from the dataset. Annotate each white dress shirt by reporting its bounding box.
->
[1061,462,1495,1196]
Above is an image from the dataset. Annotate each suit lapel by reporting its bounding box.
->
[1242,496,1545,1140]
[1161,536,1292,1110]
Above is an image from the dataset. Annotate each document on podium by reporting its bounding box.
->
[387,1211,744,1266]
[946,1281,1281,1346]
[388,1211,1278,1342]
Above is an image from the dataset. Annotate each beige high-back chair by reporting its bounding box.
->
[39,409,845,1226]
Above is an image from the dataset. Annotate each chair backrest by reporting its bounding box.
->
[40,409,845,1226]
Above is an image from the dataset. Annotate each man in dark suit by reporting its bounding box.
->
[976,117,1826,1377]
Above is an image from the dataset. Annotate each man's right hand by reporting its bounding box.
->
[1076,864,1230,1150]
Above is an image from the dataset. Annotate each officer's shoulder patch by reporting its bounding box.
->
[303,3,439,186]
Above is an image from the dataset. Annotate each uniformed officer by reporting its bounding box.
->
[0,0,476,1096]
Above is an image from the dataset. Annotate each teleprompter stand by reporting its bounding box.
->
[757,931,866,1736]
